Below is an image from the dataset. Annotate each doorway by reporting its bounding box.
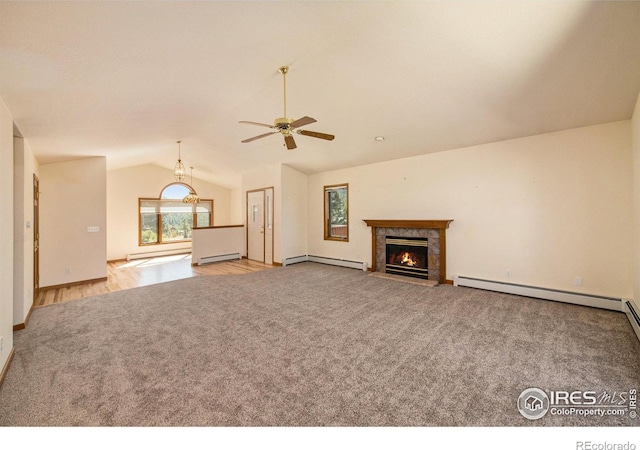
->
[246,187,274,264]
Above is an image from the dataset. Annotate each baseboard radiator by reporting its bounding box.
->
[624,300,640,344]
[454,276,623,312]
[282,255,310,266]
[282,255,368,271]
[127,247,192,261]
[198,252,241,266]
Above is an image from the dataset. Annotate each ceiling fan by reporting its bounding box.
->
[240,66,335,150]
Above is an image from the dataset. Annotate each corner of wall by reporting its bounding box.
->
[632,92,640,303]
[0,95,15,373]
[280,165,309,260]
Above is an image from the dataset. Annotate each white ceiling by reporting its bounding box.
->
[1,1,640,189]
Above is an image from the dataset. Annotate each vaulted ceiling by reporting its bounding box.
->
[1,1,640,189]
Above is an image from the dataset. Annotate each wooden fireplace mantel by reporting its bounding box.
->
[363,219,453,229]
[363,219,454,284]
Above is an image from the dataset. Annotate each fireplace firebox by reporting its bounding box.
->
[385,236,429,280]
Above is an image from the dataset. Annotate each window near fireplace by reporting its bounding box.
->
[324,183,349,242]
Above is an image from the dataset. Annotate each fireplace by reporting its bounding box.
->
[385,236,429,280]
[363,220,453,284]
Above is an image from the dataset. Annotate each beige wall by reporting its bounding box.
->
[13,136,39,325]
[281,165,308,260]
[230,188,243,224]
[12,137,25,325]
[632,93,640,302]
[106,164,233,261]
[308,121,633,298]
[39,157,107,287]
[0,98,14,370]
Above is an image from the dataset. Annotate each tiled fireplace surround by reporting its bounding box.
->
[363,220,454,284]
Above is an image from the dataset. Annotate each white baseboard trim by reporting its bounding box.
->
[454,276,623,312]
[198,252,242,266]
[282,255,368,271]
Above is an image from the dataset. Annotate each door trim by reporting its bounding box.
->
[246,186,274,264]
[33,173,40,303]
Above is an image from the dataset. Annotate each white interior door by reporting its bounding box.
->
[247,190,265,262]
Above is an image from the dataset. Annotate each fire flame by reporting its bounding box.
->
[400,252,417,267]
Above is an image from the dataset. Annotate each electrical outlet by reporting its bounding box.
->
[506,269,512,278]
[65,268,71,275]
[575,277,583,286]
[0,336,3,352]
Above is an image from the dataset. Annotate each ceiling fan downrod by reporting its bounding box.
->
[279,65,289,119]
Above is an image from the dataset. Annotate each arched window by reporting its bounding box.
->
[160,182,194,199]
[138,182,213,246]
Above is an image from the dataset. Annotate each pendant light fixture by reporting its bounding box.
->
[183,166,200,204]
[173,140,186,182]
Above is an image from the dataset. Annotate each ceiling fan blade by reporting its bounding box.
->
[290,116,316,128]
[284,135,297,150]
[297,129,335,141]
[239,121,275,128]
[241,131,278,143]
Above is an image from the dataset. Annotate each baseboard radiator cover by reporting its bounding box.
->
[624,300,640,344]
[282,255,309,266]
[282,255,368,271]
[454,276,623,312]
[127,247,192,261]
[198,252,241,266]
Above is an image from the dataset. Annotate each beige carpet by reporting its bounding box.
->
[0,262,638,426]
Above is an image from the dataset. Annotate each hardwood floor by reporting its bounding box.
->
[34,254,274,308]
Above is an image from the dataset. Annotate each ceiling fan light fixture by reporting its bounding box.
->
[183,192,199,204]
[183,166,200,204]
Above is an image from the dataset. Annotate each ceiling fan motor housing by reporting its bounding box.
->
[274,117,293,133]
[274,117,293,127]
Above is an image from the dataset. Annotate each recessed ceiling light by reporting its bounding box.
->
[375,136,385,141]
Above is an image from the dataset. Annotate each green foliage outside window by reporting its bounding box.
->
[141,213,159,244]
[324,184,348,241]
[161,213,194,241]
[329,188,347,226]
